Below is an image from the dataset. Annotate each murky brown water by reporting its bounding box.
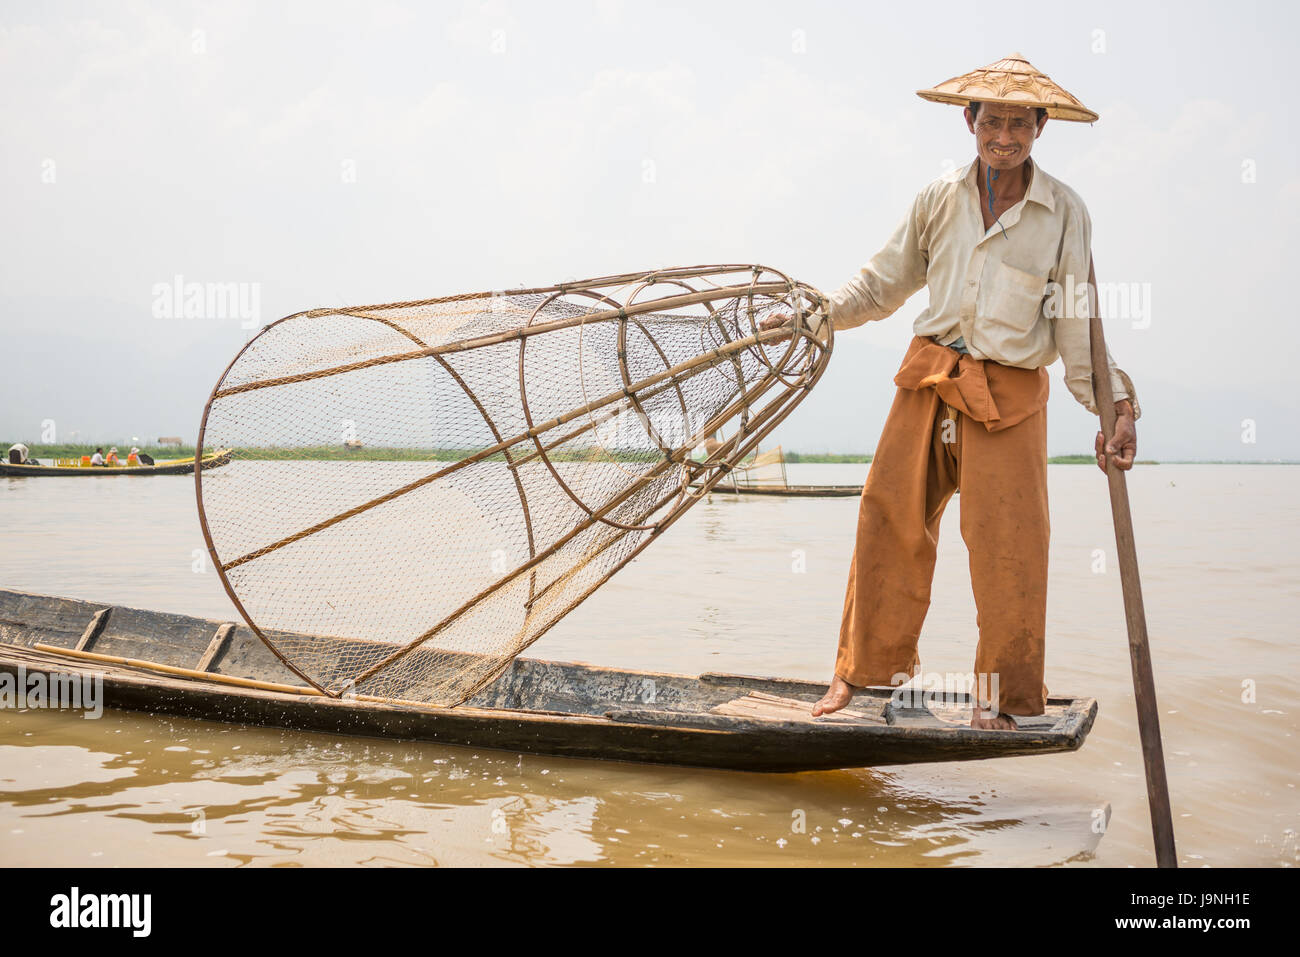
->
[1,464,1296,866]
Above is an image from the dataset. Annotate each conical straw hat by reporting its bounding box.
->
[917,52,1098,123]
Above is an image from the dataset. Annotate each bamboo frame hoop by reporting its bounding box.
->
[195,265,832,707]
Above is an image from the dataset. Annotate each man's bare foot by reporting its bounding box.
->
[812,676,858,717]
[970,711,1018,731]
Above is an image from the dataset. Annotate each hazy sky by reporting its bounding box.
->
[2,0,1297,460]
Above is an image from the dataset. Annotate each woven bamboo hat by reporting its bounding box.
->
[917,52,1099,123]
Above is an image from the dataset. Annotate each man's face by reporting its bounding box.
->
[965,102,1047,171]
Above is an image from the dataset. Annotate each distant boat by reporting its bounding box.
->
[693,444,863,498]
[0,448,232,477]
[0,588,1098,772]
[706,482,864,498]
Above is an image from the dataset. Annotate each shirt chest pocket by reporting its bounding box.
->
[979,261,1048,332]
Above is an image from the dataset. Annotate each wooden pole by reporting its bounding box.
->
[1087,304,1178,868]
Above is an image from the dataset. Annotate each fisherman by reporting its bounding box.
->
[764,54,1140,730]
[126,447,141,466]
[90,447,106,466]
[105,447,120,466]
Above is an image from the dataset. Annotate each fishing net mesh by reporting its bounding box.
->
[196,265,831,707]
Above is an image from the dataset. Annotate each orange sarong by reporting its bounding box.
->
[835,336,1052,716]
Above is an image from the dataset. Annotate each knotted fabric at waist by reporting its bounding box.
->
[892,336,1049,433]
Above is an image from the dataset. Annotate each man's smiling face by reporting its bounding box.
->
[964,101,1048,172]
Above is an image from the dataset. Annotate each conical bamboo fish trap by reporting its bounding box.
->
[195,264,831,707]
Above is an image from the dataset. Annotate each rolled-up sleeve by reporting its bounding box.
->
[828,190,930,331]
[1050,202,1142,420]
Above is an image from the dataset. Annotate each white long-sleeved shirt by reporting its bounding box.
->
[827,156,1140,418]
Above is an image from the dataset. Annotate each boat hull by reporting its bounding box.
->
[0,589,1097,772]
[0,450,232,477]
[695,483,863,497]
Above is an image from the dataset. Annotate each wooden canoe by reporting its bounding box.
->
[694,482,864,498]
[0,588,1097,772]
[0,449,232,477]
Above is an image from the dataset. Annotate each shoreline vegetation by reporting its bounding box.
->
[7,444,1296,466]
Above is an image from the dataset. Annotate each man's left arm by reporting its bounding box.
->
[1049,200,1140,472]
[1088,258,1138,473]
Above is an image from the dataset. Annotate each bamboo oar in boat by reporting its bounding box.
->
[1087,278,1177,868]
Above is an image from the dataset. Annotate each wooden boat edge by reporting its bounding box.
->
[0,449,232,477]
[0,641,1096,772]
[0,587,1099,772]
[689,483,864,498]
